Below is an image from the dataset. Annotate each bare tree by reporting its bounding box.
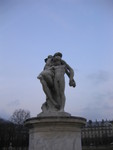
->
[10,109,30,125]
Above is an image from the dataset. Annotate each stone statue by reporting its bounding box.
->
[37,52,76,114]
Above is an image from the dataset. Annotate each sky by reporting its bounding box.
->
[0,0,113,121]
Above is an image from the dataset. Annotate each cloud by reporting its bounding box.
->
[81,90,113,121]
[86,70,113,97]
[69,70,113,121]
[7,99,20,107]
[87,70,111,85]
[0,99,21,119]
[0,109,10,119]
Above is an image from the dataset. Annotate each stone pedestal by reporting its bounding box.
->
[25,116,86,150]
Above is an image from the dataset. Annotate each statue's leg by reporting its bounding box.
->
[38,74,59,109]
[54,67,66,111]
[54,79,61,107]
[58,79,65,111]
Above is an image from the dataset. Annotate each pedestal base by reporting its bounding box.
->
[25,116,86,150]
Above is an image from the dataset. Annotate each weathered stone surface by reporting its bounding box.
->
[37,111,71,117]
[25,116,86,150]
[25,52,86,150]
[37,52,76,113]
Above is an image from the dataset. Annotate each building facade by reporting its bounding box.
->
[82,120,113,146]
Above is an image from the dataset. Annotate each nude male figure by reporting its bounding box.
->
[37,52,76,112]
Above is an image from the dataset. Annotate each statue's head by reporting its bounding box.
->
[44,55,52,62]
[54,52,62,58]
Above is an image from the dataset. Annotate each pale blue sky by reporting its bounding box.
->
[0,0,113,121]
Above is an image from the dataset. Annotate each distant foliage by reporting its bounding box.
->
[0,117,29,148]
[0,109,30,148]
[11,109,30,125]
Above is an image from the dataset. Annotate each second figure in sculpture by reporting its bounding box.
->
[37,52,76,113]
